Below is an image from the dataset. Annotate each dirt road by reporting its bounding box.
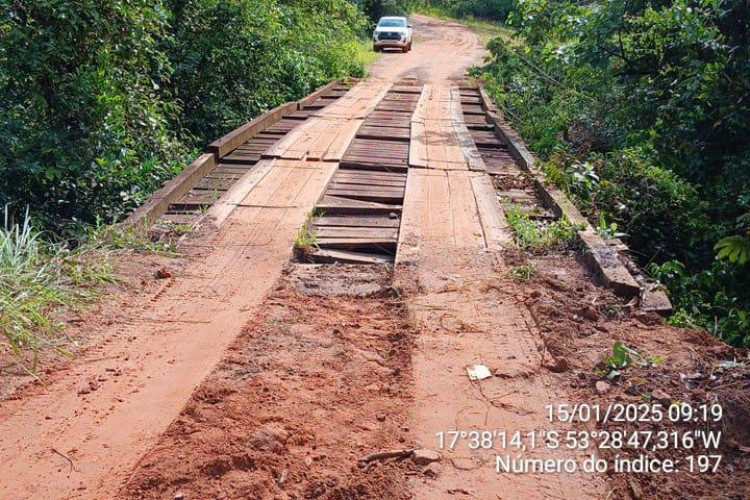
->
[2,14,748,500]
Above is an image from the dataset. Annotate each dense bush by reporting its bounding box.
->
[352,0,421,22]
[0,0,186,226]
[423,0,513,21]
[0,0,367,228]
[169,0,366,143]
[481,0,750,344]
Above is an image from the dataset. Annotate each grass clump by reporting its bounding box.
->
[0,209,119,371]
[0,208,182,372]
[510,264,537,283]
[294,212,319,259]
[354,39,381,69]
[74,220,180,256]
[505,206,581,251]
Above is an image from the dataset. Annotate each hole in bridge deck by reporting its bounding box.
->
[298,80,424,265]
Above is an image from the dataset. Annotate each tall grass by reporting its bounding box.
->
[0,207,116,372]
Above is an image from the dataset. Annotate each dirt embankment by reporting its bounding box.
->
[512,251,750,499]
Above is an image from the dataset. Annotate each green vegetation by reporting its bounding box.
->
[479,0,750,346]
[294,211,319,260]
[352,0,421,22]
[355,39,382,68]
[0,0,372,361]
[0,0,368,230]
[0,211,186,369]
[505,206,581,251]
[602,341,662,380]
[420,0,513,22]
[0,209,116,372]
[510,264,537,283]
[168,0,367,144]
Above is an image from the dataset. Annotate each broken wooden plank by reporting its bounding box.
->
[315,215,400,228]
[315,237,397,252]
[310,249,392,265]
[313,226,399,240]
[317,196,402,214]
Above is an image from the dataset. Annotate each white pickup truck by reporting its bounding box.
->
[373,16,413,53]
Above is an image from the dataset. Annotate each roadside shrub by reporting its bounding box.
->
[168,0,366,143]
[481,0,750,345]
[0,0,368,228]
[352,0,421,22]
[424,0,513,21]
[0,0,186,227]
[592,150,708,264]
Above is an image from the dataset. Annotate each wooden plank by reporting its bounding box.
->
[222,153,260,164]
[306,120,337,160]
[298,79,346,107]
[206,159,275,227]
[470,174,512,250]
[317,196,402,214]
[314,226,399,239]
[176,191,223,205]
[329,182,404,192]
[451,90,487,172]
[315,238,397,251]
[327,186,404,196]
[323,119,362,161]
[212,165,255,175]
[334,171,407,180]
[391,85,423,94]
[310,249,392,265]
[395,169,423,264]
[426,172,454,244]
[326,191,403,204]
[338,162,408,173]
[330,178,405,188]
[265,118,318,159]
[357,125,411,141]
[316,215,400,228]
[409,120,428,168]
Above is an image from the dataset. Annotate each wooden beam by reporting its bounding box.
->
[477,83,648,303]
[208,102,298,159]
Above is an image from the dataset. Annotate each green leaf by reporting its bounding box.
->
[714,235,750,265]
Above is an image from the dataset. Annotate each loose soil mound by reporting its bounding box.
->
[516,252,750,500]
[121,265,416,500]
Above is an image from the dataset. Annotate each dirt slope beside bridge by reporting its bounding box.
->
[1,14,748,500]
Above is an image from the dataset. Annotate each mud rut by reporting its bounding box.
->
[2,14,750,500]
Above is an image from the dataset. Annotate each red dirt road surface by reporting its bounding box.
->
[1,14,749,500]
